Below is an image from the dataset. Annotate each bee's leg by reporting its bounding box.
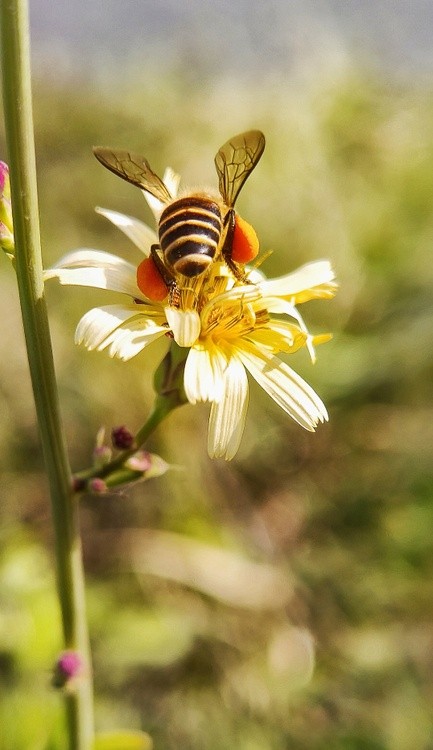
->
[221,210,249,282]
[150,245,180,305]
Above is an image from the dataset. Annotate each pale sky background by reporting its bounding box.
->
[29,0,433,81]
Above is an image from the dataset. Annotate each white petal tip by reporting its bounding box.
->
[165,306,200,347]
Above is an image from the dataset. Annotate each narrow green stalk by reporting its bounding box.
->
[74,342,188,487]
[74,394,178,485]
[1,1,94,748]
[134,396,177,445]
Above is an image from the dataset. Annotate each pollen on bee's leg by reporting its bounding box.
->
[231,215,259,263]
[136,257,169,302]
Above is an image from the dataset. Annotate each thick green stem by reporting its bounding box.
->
[0,1,94,747]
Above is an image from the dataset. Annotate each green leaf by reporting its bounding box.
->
[93,730,153,750]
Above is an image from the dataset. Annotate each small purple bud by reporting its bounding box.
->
[89,477,108,494]
[52,650,83,688]
[112,425,134,450]
[58,650,82,677]
[72,475,86,493]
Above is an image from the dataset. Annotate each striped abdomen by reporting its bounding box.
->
[158,196,222,278]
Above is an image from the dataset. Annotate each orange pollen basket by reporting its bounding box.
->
[231,215,259,263]
[136,257,168,302]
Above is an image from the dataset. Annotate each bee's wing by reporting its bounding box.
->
[93,147,173,203]
[214,130,265,208]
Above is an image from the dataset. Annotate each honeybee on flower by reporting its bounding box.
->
[93,130,265,304]
[46,132,337,460]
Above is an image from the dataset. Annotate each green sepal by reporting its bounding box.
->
[153,340,188,405]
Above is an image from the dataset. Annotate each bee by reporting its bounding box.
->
[93,130,265,300]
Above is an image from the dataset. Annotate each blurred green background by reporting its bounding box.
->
[2,4,433,748]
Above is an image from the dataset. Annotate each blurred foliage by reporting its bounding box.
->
[1,62,433,749]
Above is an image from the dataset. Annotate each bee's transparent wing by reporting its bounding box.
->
[93,147,172,203]
[214,130,265,208]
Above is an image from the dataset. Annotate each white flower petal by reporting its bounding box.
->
[45,249,142,298]
[245,267,266,283]
[259,260,336,301]
[207,357,249,460]
[47,248,133,270]
[249,320,307,354]
[75,304,145,351]
[95,207,157,254]
[239,347,328,430]
[165,306,201,347]
[142,191,166,221]
[104,319,168,360]
[141,167,180,221]
[184,346,225,404]
[162,167,180,199]
[262,299,316,361]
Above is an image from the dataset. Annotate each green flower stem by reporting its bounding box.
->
[135,392,184,446]
[1,1,94,748]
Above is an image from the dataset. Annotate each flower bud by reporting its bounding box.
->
[0,162,13,257]
[125,450,169,479]
[92,426,112,467]
[125,450,152,472]
[0,221,14,253]
[93,444,112,468]
[89,477,108,494]
[72,475,87,493]
[52,650,83,689]
[0,162,11,205]
[101,451,169,489]
[112,425,134,450]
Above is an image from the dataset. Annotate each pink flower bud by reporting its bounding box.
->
[52,650,83,688]
[89,477,108,494]
[125,450,152,472]
[0,162,9,195]
[0,162,13,255]
[125,451,169,479]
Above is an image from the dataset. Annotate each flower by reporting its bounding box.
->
[45,168,337,459]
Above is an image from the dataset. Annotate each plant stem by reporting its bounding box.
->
[0,1,94,747]
[74,342,188,487]
[74,395,177,485]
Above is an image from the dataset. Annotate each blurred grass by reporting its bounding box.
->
[1,63,433,749]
